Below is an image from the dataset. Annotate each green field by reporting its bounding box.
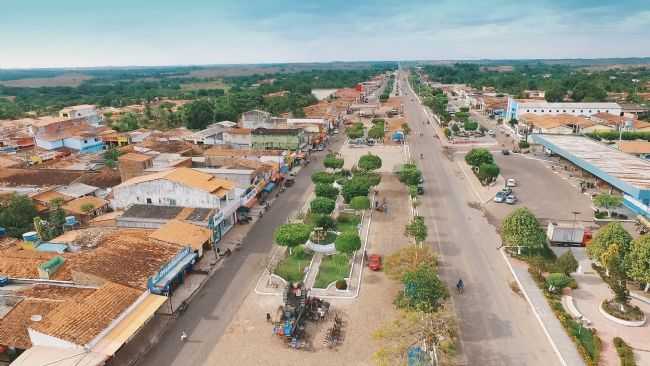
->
[314,254,351,288]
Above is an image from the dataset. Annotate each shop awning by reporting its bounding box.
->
[263,182,276,192]
[91,292,168,356]
[11,346,107,366]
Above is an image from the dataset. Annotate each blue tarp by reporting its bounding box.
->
[36,243,68,254]
[263,182,276,192]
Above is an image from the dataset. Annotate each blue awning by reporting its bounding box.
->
[263,182,276,192]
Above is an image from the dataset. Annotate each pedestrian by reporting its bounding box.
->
[180,331,188,342]
[216,247,221,257]
[266,313,272,323]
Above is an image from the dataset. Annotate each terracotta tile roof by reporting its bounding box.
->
[149,219,211,250]
[115,167,234,198]
[520,113,594,129]
[62,196,108,215]
[225,128,251,135]
[0,248,73,280]
[118,152,152,162]
[30,282,142,346]
[617,141,650,155]
[204,148,283,157]
[31,190,70,204]
[16,284,95,301]
[0,169,84,187]
[71,230,179,290]
[0,299,61,349]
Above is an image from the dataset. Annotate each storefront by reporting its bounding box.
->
[209,199,239,244]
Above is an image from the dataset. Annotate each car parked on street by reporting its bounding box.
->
[506,178,517,187]
[505,194,518,204]
[501,149,510,155]
[368,254,382,271]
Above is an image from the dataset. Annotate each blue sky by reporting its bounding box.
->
[1,0,649,68]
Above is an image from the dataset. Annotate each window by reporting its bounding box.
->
[169,198,177,206]
[146,198,152,204]
[588,110,592,113]
[533,110,537,113]
[84,139,88,143]
[541,110,544,113]
[563,110,566,113]
[556,110,559,113]
[94,138,99,142]
[597,110,600,113]
[605,110,609,113]
[526,109,530,113]
[572,110,576,113]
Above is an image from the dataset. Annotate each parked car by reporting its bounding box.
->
[501,149,510,155]
[501,187,513,195]
[506,178,517,187]
[505,195,517,204]
[368,254,382,271]
[494,191,507,203]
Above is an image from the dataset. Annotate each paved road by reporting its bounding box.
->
[398,71,562,366]
[137,137,345,366]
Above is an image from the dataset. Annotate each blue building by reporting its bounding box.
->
[32,117,105,153]
[532,134,650,217]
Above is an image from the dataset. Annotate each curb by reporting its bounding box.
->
[598,300,647,327]
[499,249,570,366]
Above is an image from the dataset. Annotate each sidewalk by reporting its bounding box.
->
[508,257,587,366]
[455,158,505,204]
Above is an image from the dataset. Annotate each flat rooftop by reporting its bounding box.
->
[533,134,650,193]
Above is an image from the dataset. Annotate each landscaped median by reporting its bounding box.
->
[501,207,602,366]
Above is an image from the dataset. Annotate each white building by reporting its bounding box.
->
[59,104,102,126]
[240,110,286,129]
[505,97,622,121]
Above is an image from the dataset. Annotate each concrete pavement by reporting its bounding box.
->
[399,71,563,366]
[136,136,346,366]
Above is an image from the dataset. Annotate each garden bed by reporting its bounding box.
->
[314,253,351,289]
[602,299,645,322]
[274,246,313,283]
[336,213,361,233]
[311,231,338,245]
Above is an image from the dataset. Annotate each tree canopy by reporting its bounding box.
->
[405,216,428,244]
[593,193,623,217]
[350,196,371,211]
[335,231,362,255]
[358,153,382,171]
[274,223,312,252]
[398,163,422,186]
[500,208,547,251]
[314,183,339,200]
[323,153,344,170]
[310,197,336,215]
[0,194,37,238]
[586,222,632,265]
[465,148,494,167]
[627,235,650,290]
[400,264,448,312]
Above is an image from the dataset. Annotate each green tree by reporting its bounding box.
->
[398,164,422,186]
[500,208,547,254]
[368,125,385,140]
[586,222,632,266]
[311,171,335,184]
[405,216,428,245]
[400,264,448,312]
[401,123,411,135]
[358,153,382,171]
[46,198,67,240]
[350,196,371,211]
[274,223,312,255]
[323,154,344,170]
[0,194,37,238]
[444,128,451,138]
[346,123,365,139]
[546,273,572,293]
[112,112,140,132]
[335,231,362,255]
[184,99,215,130]
[593,193,623,217]
[463,119,478,131]
[310,197,336,215]
[627,235,650,292]
[478,163,500,184]
[465,148,494,167]
[555,250,579,275]
[312,214,336,231]
[602,243,630,304]
[545,84,565,102]
[314,183,339,200]
[341,175,373,202]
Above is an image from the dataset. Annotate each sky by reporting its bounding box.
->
[1,0,650,68]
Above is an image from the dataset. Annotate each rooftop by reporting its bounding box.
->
[119,152,153,163]
[519,113,595,129]
[532,134,650,191]
[0,248,73,280]
[251,127,302,135]
[30,282,141,346]
[120,204,214,223]
[0,169,84,187]
[55,182,98,198]
[617,140,650,155]
[115,167,235,197]
[0,298,61,349]
[63,196,108,215]
[149,219,211,250]
[204,147,283,157]
[515,100,621,109]
[71,229,180,289]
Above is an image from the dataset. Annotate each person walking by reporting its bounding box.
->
[180,331,188,342]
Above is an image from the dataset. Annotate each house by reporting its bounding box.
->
[517,114,596,136]
[59,105,102,126]
[149,219,212,258]
[183,123,227,145]
[222,128,252,149]
[240,110,286,129]
[118,153,154,181]
[616,141,650,159]
[251,128,305,150]
[286,118,330,147]
[30,117,106,153]
[62,196,109,222]
[523,90,546,99]
[55,183,99,199]
[203,148,286,171]
[589,113,650,132]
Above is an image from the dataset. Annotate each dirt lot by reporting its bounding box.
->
[339,144,405,173]
[180,80,229,91]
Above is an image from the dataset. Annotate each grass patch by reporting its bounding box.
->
[613,337,637,366]
[336,213,360,233]
[314,254,351,288]
[274,246,312,283]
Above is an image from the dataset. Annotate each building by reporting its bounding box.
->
[112,167,238,210]
[183,123,228,145]
[118,153,154,181]
[59,105,102,126]
[532,134,650,217]
[149,219,212,258]
[240,110,285,129]
[616,141,650,159]
[251,128,305,151]
[30,117,106,153]
[590,113,650,132]
[523,90,546,99]
[203,148,286,171]
[517,114,596,136]
[116,204,214,229]
[505,98,622,121]
[62,196,110,222]
[222,128,252,149]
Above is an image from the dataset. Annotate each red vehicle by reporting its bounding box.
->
[367,254,382,271]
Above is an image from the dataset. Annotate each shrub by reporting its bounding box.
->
[350,196,371,211]
[315,183,339,199]
[341,175,374,202]
[519,140,530,149]
[477,163,499,184]
[555,251,579,275]
[358,153,382,171]
[310,197,336,215]
[546,273,572,293]
[444,128,451,138]
[312,214,336,230]
[274,223,313,254]
[335,279,348,290]
[398,163,422,186]
[465,148,493,167]
[335,231,362,254]
[463,119,478,131]
[323,154,344,170]
[613,337,636,366]
[311,171,335,184]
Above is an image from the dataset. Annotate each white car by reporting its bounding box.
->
[506,178,517,187]
[494,191,507,203]
[505,195,518,205]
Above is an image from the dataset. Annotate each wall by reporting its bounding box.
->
[35,138,64,150]
[112,180,230,209]
[28,329,84,349]
[63,136,104,153]
[251,134,301,150]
